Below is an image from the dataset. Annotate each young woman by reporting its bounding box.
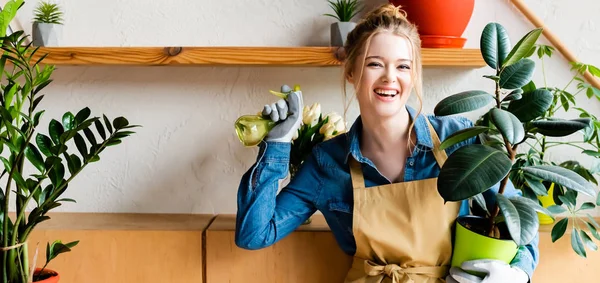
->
[235,4,538,283]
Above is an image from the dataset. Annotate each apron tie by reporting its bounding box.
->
[362,259,449,283]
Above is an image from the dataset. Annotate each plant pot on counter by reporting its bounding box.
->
[33,268,60,283]
[389,0,475,48]
[331,22,357,47]
[451,216,519,268]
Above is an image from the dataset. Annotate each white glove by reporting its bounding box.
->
[445,259,529,283]
[262,84,303,143]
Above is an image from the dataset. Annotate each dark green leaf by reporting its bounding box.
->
[490,108,524,145]
[94,120,106,140]
[588,214,600,228]
[524,175,548,196]
[36,134,53,157]
[440,126,489,150]
[531,118,591,137]
[106,139,122,146]
[113,117,129,130]
[522,165,596,197]
[502,28,543,67]
[502,88,523,102]
[74,107,91,124]
[472,193,489,216]
[481,22,511,70]
[74,133,87,159]
[103,115,113,134]
[508,89,553,122]
[25,143,45,172]
[33,79,52,95]
[62,112,75,130]
[83,128,97,147]
[49,161,65,188]
[547,205,566,214]
[509,196,540,245]
[580,202,596,211]
[496,194,522,245]
[499,59,536,89]
[49,119,64,145]
[586,222,600,241]
[571,228,587,257]
[434,91,493,116]
[552,218,568,242]
[33,110,44,127]
[438,145,512,201]
[583,150,600,157]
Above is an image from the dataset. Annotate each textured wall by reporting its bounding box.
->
[8,0,600,214]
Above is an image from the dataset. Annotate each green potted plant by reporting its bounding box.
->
[32,0,64,46]
[433,22,598,267]
[1,1,138,282]
[508,43,600,257]
[388,0,475,48]
[324,0,362,47]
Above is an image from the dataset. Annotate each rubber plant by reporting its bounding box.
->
[434,22,598,262]
[1,1,138,282]
[508,43,600,257]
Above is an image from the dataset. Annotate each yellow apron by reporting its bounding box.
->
[344,120,461,283]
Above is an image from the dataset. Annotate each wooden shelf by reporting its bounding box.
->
[28,46,485,67]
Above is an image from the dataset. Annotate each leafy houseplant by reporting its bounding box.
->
[433,22,598,267]
[323,0,362,47]
[508,44,600,257]
[1,1,137,282]
[32,1,63,47]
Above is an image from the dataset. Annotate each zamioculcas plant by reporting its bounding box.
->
[434,22,598,266]
[1,1,138,282]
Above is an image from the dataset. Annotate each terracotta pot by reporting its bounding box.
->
[389,0,475,48]
[33,268,60,283]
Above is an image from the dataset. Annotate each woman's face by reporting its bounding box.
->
[348,32,414,120]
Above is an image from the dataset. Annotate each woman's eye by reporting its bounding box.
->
[367,62,382,67]
[398,64,411,70]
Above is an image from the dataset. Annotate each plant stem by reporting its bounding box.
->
[540,136,547,161]
[546,142,588,151]
[542,57,548,88]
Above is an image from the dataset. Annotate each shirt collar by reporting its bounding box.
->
[343,105,434,164]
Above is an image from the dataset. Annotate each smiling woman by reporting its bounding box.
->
[235,3,538,283]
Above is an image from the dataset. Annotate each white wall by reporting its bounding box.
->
[8,0,600,214]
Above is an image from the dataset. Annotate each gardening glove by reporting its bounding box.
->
[445,259,529,283]
[262,84,303,143]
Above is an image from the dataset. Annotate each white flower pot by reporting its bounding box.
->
[330,22,357,47]
[32,22,62,47]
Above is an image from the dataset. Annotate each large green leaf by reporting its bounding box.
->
[531,118,591,137]
[438,144,512,201]
[49,119,64,145]
[499,59,535,89]
[522,165,596,197]
[507,89,553,122]
[490,108,524,145]
[502,28,544,67]
[36,134,53,157]
[481,23,511,70]
[496,194,521,245]
[552,218,568,242]
[506,196,539,245]
[572,228,587,257]
[25,143,44,172]
[434,91,493,116]
[439,126,489,150]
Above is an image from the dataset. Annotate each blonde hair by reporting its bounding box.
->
[342,3,423,147]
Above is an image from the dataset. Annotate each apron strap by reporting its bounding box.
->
[359,258,449,283]
[424,118,448,168]
[349,158,365,189]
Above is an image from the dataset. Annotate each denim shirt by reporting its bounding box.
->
[235,106,539,279]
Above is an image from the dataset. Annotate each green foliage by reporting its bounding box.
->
[435,22,599,250]
[323,0,362,22]
[1,1,137,282]
[33,1,63,25]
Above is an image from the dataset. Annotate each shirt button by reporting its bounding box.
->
[409,161,414,166]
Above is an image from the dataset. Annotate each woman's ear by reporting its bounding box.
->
[346,72,354,84]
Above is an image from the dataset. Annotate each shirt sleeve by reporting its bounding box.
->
[235,141,320,250]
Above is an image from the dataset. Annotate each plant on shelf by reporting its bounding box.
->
[1,1,138,282]
[507,43,600,257]
[32,0,64,47]
[324,0,363,47]
[433,22,598,267]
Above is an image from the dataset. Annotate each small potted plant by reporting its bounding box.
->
[32,0,63,46]
[388,0,475,48]
[1,1,138,282]
[433,22,598,267]
[324,0,362,47]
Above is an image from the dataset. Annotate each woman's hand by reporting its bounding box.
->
[263,84,303,143]
[445,259,529,283]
